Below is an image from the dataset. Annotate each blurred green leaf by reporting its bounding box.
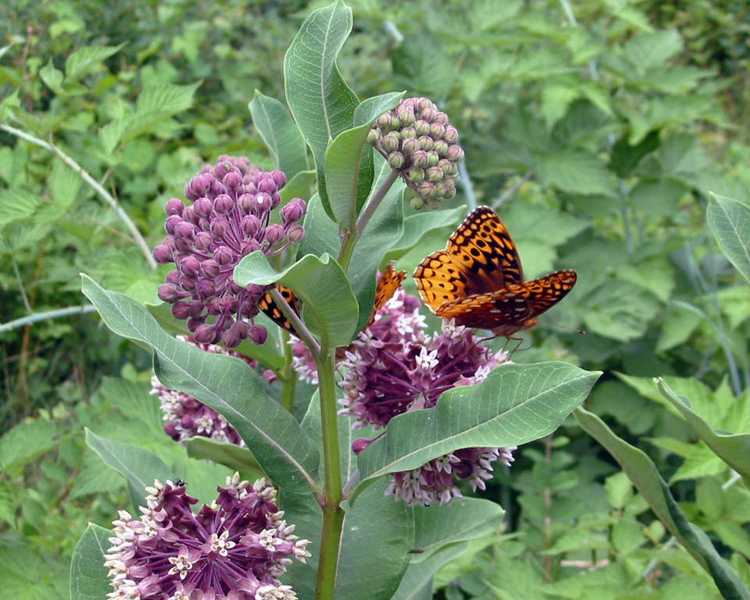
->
[185,437,265,482]
[64,44,123,82]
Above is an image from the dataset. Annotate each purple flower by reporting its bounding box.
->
[153,336,274,446]
[342,319,514,505]
[104,475,311,600]
[368,97,463,208]
[153,156,307,348]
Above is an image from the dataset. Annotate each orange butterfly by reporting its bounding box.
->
[259,264,405,337]
[413,206,576,338]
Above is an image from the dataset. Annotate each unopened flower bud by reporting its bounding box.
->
[388,152,405,169]
[194,324,218,344]
[193,197,213,217]
[383,132,401,153]
[264,224,285,245]
[286,224,305,242]
[248,324,268,345]
[153,243,172,264]
[165,198,184,216]
[242,215,261,237]
[158,284,179,302]
[213,194,234,214]
[281,199,306,224]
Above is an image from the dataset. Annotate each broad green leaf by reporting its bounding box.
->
[412,498,503,557]
[249,91,309,178]
[185,437,265,482]
[299,194,340,258]
[575,407,750,599]
[384,205,465,262]
[85,429,174,508]
[284,0,359,218]
[0,188,40,226]
[280,170,316,204]
[392,543,470,600]
[624,30,683,73]
[657,379,750,486]
[80,275,319,499]
[356,362,600,493]
[348,157,405,330]
[325,91,404,225]
[657,302,703,352]
[336,479,415,600]
[580,279,661,342]
[65,44,123,82]
[234,252,358,348]
[69,524,111,600]
[707,193,750,283]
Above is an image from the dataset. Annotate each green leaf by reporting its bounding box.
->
[392,544,470,600]
[325,92,405,225]
[356,362,600,494]
[335,479,415,600]
[80,275,319,499]
[0,188,40,227]
[412,498,503,557]
[384,205,465,262]
[280,170,316,204]
[657,302,703,352]
[535,149,616,197]
[0,419,57,470]
[185,437,265,482]
[575,407,750,599]
[85,429,174,508]
[249,91,309,178]
[657,379,750,487]
[65,44,124,82]
[69,524,111,600]
[624,30,683,73]
[299,194,340,258]
[707,193,750,283]
[39,61,64,94]
[234,252,358,348]
[284,0,359,218]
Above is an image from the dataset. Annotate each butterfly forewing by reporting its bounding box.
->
[414,206,524,312]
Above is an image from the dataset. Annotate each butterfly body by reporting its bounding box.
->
[414,206,576,337]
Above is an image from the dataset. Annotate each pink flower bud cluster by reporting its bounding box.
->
[153,156,306,348]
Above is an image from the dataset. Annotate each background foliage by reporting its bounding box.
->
[1,0,750,597]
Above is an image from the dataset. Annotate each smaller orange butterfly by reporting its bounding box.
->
[259,264,406,337]
[414,206,576,338]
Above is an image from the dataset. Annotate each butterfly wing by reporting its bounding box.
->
[414,206,524,312]
[436,270,577,335]
[259,284,301,336]
[371,264,406,317]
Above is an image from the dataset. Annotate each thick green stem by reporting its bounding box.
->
[314,350,345,599]
[279,329,297,412]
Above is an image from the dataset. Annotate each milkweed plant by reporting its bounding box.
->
[67,3,750,600]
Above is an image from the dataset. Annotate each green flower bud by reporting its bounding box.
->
[388,152,405,169]
[447,145,464,161]
[406,167,425,183]
[376,114,392,130]
[427,166,443,182]
[434,140,449,157]
[415,120,431,136]
[367,129,380,146]
[401,138,419,155]
[426,151,440,167]
[383,132,401,153]
[413,151,429,168]
[429,123,446,139]
[444,126,459,144]
[418,136,434,151]
[410,195,425,210]
[400,126,417,139]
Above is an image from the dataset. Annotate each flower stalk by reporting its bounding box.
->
[280,329,298,412]
[314,349,346,600]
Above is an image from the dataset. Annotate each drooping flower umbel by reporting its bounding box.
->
[105,475,311,600]
[368,97,463,208]
[341,302,514,506]
[153,155,307,348]
[152,336,270,446]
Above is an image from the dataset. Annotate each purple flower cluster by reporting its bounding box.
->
[105,475,310,600]
[368,97,463,208]
[152,337,261,446]
[154,156,306,348]
[342,312,514,505]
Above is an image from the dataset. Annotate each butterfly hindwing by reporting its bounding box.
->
[436,270,577,334]
[259,284,301,336]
